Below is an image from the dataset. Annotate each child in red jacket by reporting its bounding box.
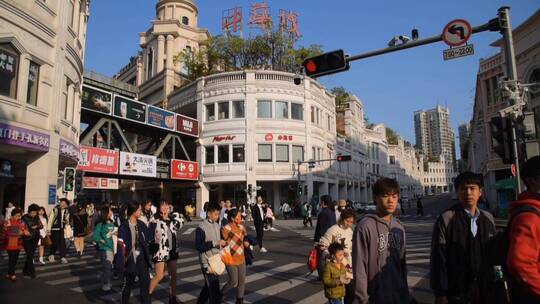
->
[4,208,29,281]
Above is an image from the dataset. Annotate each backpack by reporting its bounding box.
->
[483,205,540,304]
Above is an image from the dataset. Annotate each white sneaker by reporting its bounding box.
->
[60,257,68,264]
[260,247,267,253]
[39,257,45,265]
[101,283,111,291]
[48,255,55,262]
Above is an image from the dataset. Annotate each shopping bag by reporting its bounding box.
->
[307,246,318,272]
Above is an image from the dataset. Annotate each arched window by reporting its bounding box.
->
[182,16,189,26]
[528,68,540,100]
[0,43,20,99]
[146,48,153,80]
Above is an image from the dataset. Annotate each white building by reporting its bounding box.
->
[387,136,424,198]
[167,70,369,211]
[364,124,388,202]
[0,0,90,212]
[422,154,457,194]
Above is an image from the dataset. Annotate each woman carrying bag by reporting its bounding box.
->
[37,207,50,265]
[4,208,29,281]
[149,201,184,304]
[73,205,89,257]
[93,205,115,291]
[221,208,250,304]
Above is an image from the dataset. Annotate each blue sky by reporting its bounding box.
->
[84,0,540,149]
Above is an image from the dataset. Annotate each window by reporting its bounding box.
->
[389,156,396,165]
[233,144,245,162]
[257,100,272,118]
[217,145,229,163]
[26,60,39,106]
[146,48,154,80]
[182,16,189,25]
[291,103,303,120]
[67,0,75,29]
[275,101,288,119]
[316,108,320,124]
[327,114,331,130]
[276,144,289,162]
[529,69,540,100]
[311,106,315,123]
[233,100,245,118]
[205,146,214,164]
[62,77,69,119]
[206,103,215,121]
[312,147,316,160]
[258,144,272,162]
[218,101,229,119]
[0,44,19,99]
[292,145,304,163]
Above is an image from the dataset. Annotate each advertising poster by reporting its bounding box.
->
[119,151,156,177]
[77,146,119,174]
[81,85,112,115]
[171,159,198,180]
[176,114,199,137]
[83,177,119,190]
[113,95,147,123]
[147,106,175,131]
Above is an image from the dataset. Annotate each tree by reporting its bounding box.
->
[331,86,350,110]
[386,127,399,145]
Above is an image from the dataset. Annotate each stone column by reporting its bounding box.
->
[166,35,174,70]
[157,35,165,72]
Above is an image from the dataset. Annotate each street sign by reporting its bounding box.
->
[443,44,475,60]
[442,19,472,47]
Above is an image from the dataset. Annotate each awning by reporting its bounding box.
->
[494,178,517,190]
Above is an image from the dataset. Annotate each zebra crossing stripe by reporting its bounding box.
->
[182,227,195,235]
[295,290,326,304]
[242,270,317,303]
[406,258,430,265]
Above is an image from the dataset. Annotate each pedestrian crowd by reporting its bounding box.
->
[0,155,539,304]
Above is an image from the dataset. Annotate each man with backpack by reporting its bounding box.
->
[430,172,496,304]
[506,156,540,303]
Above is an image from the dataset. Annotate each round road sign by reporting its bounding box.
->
[442,19,472,47]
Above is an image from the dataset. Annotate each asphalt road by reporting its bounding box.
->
[0,194,456,304]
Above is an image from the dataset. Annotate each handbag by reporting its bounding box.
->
[307,246,318,272]
[64,224,74,239]
[221,245,235,266]
[207,253,226,275]
[41,235,52,247]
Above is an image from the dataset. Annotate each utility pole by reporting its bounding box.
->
[498,7,522,196]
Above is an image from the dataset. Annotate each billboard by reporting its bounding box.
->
[176,114,199,137]
[113,95,147,124]
[147,105,175,131]
[119,151,156,177]
[77,146,119,174]
[81,85,112,115]
[171,159,198,180]
[83,177,119,190]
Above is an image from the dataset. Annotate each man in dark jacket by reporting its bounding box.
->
[21,204,41,278]
[430,172,496,304]
[314,195,336,279]
[251,196,267,253]
[116,201,152,304]
[352,178,410,303]
[507,156,540,303]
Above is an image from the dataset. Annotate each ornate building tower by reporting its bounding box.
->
[115,0,210,108]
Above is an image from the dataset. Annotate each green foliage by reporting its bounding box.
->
[386,127,399,145]
[331,86,350,110]
[174,31,324,81]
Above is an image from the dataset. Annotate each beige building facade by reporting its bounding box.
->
[0,0,89,212]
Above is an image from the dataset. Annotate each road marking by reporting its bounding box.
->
[406,258,431,265]
[183,227,195,235]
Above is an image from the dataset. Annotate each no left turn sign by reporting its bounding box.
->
[442,19,472,47]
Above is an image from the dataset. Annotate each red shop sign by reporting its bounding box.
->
[212,135,236,143]
[171,159,198,180]
[265,133,273,141]
[77,146,119,174]
[176,114,199,137]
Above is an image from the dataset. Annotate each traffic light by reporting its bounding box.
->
[298,184,303,196]
[336,155,352,162]
[248,184,252,194]
[75,171,83,193]
[63,167,76,192]
[302,49,350,78]
[489,116,514,164]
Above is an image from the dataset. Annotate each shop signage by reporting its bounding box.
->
[119,151,156,177]
[60,139,79,162]
[78,146,119,174]
[265,133,273,141]
[83,177,119,190]
[147,106,175,131]
[0,123,49,152]
[264,133,293,141]
[156,159,170,179]
[0,160,14,178]
[176,114,199,137]
[171,159,198,180]
[48,185,56,205]
[81,85,112,115]
[0,49,17,77]
[113,95,147,124]
[213,135,236,143]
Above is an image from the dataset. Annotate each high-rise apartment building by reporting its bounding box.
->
[414,105,456,167]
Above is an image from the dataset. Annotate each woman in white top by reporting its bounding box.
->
[318,209,356,304]
[37,207,48,265]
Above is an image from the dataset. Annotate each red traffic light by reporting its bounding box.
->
[302,49,349,78]
[336,155,351,162]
